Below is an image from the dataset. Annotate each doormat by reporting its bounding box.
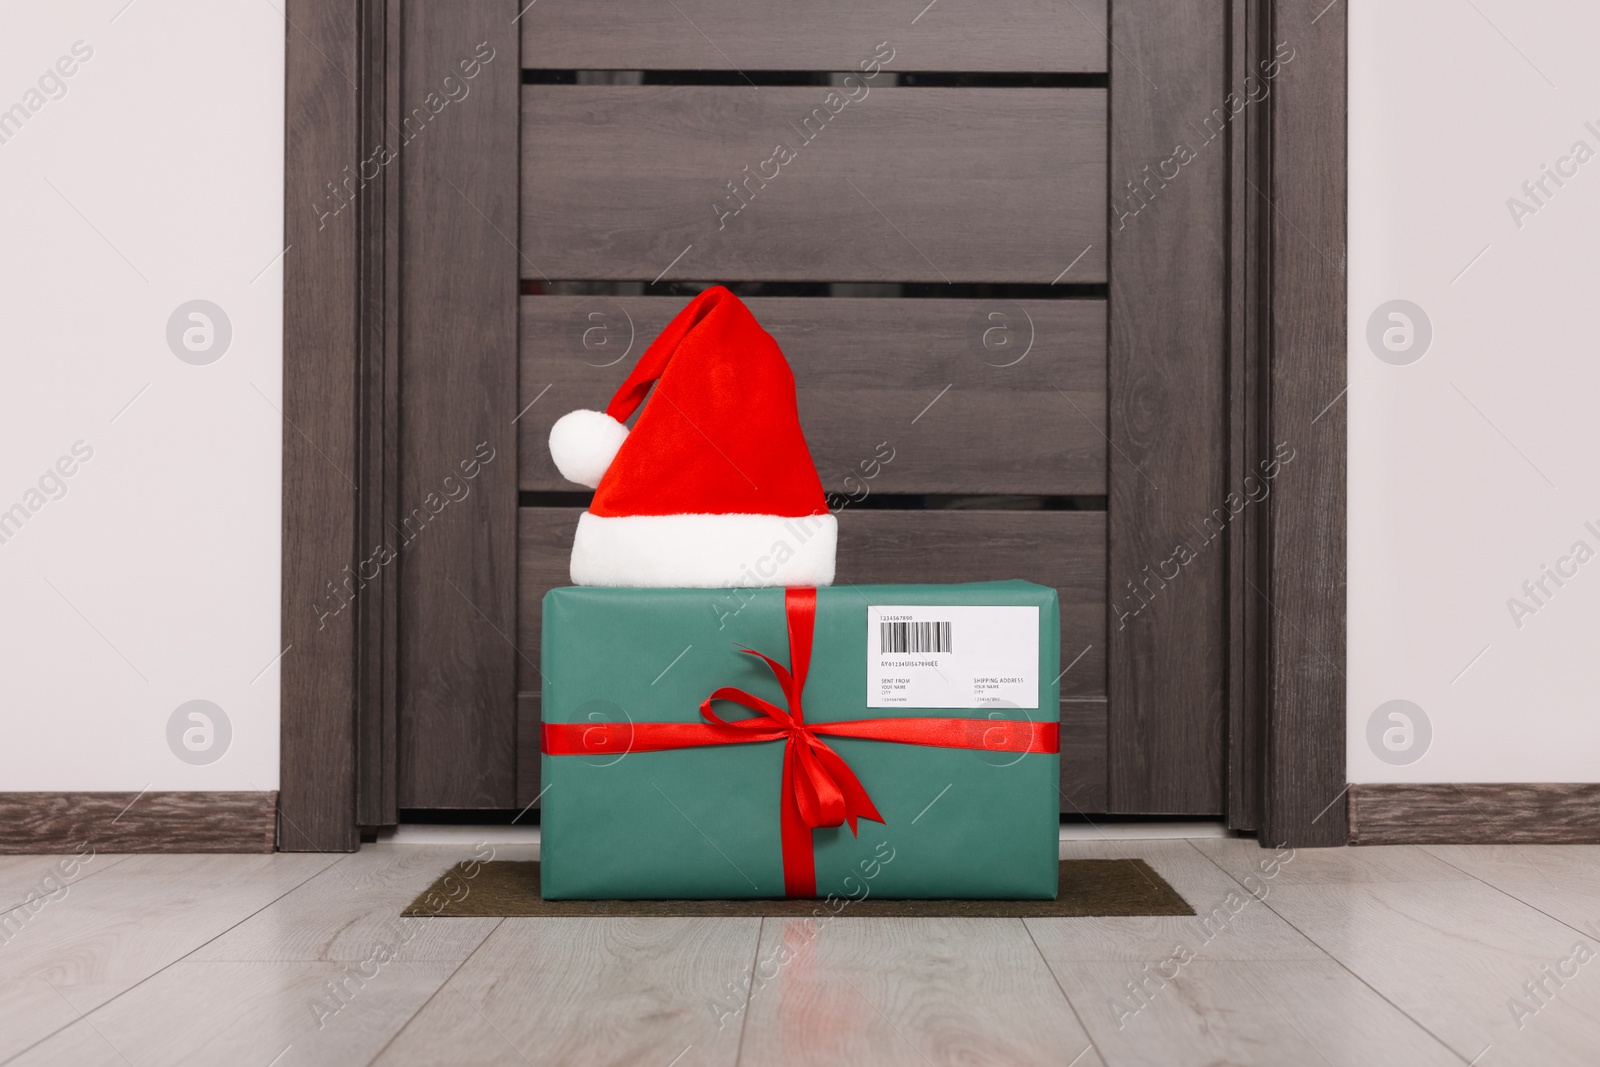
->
[402,860,1192,918]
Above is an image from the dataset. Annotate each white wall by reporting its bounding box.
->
[0,1,284,790]
[1350,0,1600,782]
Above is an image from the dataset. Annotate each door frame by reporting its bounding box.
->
[1227,0,1348,848]
[278,0,1348,851]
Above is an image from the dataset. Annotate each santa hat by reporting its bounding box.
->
[548,286,837,588]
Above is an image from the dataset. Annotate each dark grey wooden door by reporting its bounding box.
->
[388,0,1235,821]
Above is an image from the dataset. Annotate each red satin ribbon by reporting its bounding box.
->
[543,587,1059,897]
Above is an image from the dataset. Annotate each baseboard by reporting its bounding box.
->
[1349,783,1600,844]
[0,792,277,854]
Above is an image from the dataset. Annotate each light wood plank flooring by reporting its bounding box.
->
[5,839,1600,1065]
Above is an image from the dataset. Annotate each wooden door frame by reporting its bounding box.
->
[278,0,1348,852]
[279,0,392,852]
[1226,0,1348,848]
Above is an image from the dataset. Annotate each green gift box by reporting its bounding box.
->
[539,581,1060,900]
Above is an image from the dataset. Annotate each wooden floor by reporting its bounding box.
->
[3,839,1600,1065]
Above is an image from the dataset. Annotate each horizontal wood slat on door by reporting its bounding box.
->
[1060,701,1108,813]
[838,511,1106,700]
[520,0,1108,73]
[518,508,1105,697]
[520,296,1107,495]
[516,509,1107,810]
[522,87,1106,283]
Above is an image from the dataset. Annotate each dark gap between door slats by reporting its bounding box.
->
[519,492,1107,513]
[521,282,1108,300]
[522,69,1109,89]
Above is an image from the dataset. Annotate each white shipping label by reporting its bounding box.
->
[867,605,1039,709]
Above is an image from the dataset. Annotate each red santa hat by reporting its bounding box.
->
[548,286,837,587]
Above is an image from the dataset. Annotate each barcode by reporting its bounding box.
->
[880,621,952,654]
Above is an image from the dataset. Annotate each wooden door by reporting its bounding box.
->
[383,0,1237,822]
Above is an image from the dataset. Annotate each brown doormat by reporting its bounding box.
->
[402,860,1192,918]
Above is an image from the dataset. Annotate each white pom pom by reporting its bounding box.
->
[549,409,628,488]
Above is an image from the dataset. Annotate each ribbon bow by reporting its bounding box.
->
[700,588,885,837]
